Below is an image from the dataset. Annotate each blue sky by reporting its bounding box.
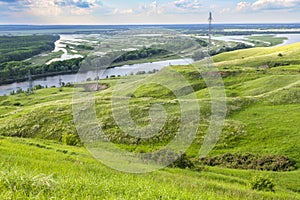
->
[0,0,299,24]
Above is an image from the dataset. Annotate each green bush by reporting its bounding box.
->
[170,153,194,169]
[198,153,296,171]
[62,133,81,146]
[250,176,275,192]
[34,84,44,90]
[142,149,194,169]
[13,102,22,106]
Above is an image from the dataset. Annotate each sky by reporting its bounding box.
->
[0,0,299,24]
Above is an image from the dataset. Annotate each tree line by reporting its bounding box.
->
[113,48,169,63]
[192,43,252,60]
[0,58,83,85]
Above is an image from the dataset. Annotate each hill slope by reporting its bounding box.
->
[0,42,299,199]
[213,42,300,68]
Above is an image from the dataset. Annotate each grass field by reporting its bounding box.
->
[0,42,299,199]
[0,136,299,199]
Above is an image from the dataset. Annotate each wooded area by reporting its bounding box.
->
[0,35,60,64]
[0,58,83,84]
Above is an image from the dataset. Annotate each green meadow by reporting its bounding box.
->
[0,42,299,199]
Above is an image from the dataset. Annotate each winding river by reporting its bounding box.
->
[0,58,193,96]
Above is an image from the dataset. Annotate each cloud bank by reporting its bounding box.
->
[237,0,300,11]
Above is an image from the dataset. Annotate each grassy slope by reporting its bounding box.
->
[1,137,299,199]
[0,43,300,199]
[213,42,300,68]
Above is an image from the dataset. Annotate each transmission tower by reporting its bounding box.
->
[207,12,213,67]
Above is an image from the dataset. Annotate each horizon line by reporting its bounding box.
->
[1,22,300,26]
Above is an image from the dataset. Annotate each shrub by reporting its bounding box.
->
[143,149,194,169]
[16,88,24,94]
[170,153,194,169]
[10,90,15,95]
[250,176,275,192]
[13,102,22,106]
[65,82,74,87]
[62,133,81,146]
[136,71,146,75]
[34,84,44,90]
[198,153,296,171]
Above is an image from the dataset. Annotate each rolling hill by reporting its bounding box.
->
[0,42,299,199]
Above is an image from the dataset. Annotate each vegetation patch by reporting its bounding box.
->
[198,153,297,171]
[62,133,81,146]
[250,176,275,192]
[142,149,195,169]
[113,48,170,63]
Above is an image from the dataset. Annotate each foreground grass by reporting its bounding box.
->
[0,136,299,199]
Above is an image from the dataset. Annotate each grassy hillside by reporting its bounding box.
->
[213,42,300,68]
[0,136,299,199]
[0,42,299,199]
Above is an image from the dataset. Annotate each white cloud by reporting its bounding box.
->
[236,2,251,11]
[236,0,300,11]
[112,8,134,15]
[24,0,62,17]
[173,0,201,10]
[54,0,102,9]
[0,0,103,17]
[138,0,161,15]
[252,0,300,10]
[220,7,231,13]
[151,0,158,14]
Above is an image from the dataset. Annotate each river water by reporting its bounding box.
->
[275,34,300,46]
[0,58,193,96]
[46,35,85,65]
[211,33,300,47]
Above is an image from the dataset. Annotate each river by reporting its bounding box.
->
[275,34,300,46]
[46,35,85,65]
[0,58,194,96]
[210,33,300,47]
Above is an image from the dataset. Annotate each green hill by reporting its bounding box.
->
[0,43,299,199]
[213,42,300,68]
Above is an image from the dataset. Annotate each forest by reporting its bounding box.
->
[0,35,60,64]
